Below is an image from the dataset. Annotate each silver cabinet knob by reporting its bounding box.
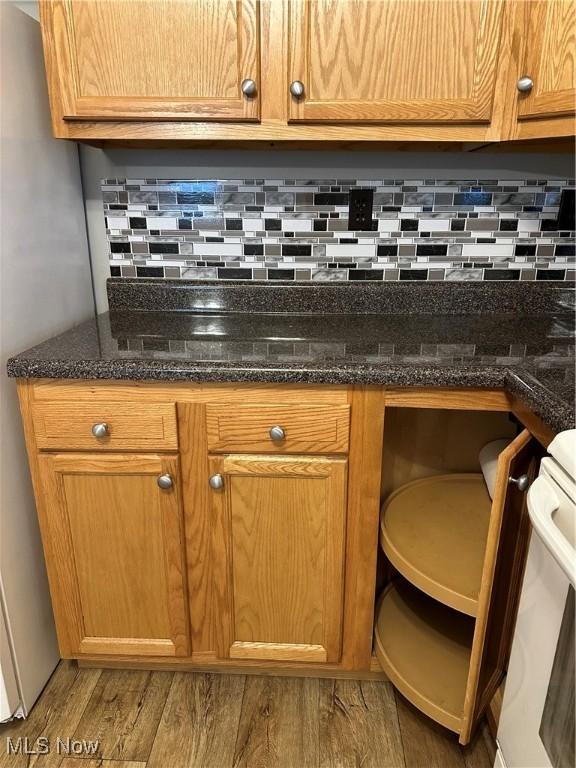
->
[241,78,257,98]
[269,425,286,442]
[157,474,173,490]
[509,474,530,492]
[517,76,534,93]
[209,474,224,490]
[289,80,305,98]
[91,422,109,439]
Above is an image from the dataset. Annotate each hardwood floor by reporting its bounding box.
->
[0,662,494,768]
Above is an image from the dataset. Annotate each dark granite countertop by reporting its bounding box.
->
[7,304,575,435]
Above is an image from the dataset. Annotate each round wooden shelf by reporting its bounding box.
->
[380,474,492,616]
[374,579,474,734]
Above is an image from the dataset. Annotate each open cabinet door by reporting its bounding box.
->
[460,429,542,744]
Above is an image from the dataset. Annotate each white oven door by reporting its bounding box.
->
[497,470,575,768]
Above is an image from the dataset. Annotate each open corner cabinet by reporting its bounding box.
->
[374,402,542,745]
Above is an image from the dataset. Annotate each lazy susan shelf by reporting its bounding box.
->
[374,579,475,734]
[380,474,492,616]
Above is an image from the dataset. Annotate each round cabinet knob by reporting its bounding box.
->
[269,425,286,442]
[509,474,530,492]
[209,474,224,490]
[517,76,534,93]
[289,80,305,99]
[91,422,109,439]
[241,78,257,98]
[157,474,173,490]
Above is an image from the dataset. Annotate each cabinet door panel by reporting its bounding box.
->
[518,0,576,119]
[288,0,504,123]
[211,454,347,663]
[38,453,189,657]
[460,429,541,743]
[41,0,260,121]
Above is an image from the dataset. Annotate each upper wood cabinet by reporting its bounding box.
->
[287,0,505,124]
[517,0,575,120]
[40,0,260,124]
[210,453,347,664]
[37,452,189,658]
[38,0,574,143]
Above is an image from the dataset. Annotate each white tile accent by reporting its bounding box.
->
[326,244,376,258]
[106,217,128,229]
[462,243,514,258]
[146,217,178,230]
[194,243,243,256]
[420,219,450,230]
[282,218,313,231]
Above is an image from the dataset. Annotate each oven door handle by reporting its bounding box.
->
[528,475,576,586]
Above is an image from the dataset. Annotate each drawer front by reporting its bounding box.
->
[206,403,350,454]
[33,402,178,451]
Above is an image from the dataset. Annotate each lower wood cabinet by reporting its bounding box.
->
[36,453,189,658]
[208,453,348,663]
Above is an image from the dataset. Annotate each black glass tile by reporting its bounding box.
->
[377,245,398,256]
[225,219,243,231]
[268,269,294,280]
[348,270,384,280]
[314,193,349,205]
[244,244,264,256]
[484,269,520,281]
[514,245,537,256]
[314,220,328,231]
[400,219,418,231]
[555,244,576,256]
[217,268,252,279]
[499,220,518,231]
[400,269,428,280]
[416,245,448,256]
[110,242,131,253]
[178,218,192,230]
[451,219,466,231]
[149,243,179,254]
[110,266,121,276]
[282,245,312,256]
[537,269,566,280]
[136,266,164,277]
[265,218,282,231]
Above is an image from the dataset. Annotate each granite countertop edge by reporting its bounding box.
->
[7,356,573,436]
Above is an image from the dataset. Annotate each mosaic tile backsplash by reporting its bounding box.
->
[102,178,575,282]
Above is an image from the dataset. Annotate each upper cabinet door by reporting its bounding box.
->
[287,0,505,123]
[40,0,260,121]
[517,0,576,120]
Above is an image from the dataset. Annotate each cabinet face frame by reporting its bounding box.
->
[209,453,348,664]
[286,0,505,124]
[36,452,189,658]
[39,0,261,124]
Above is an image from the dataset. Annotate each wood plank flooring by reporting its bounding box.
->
[0,662,494,768]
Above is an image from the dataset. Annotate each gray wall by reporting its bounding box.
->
[81,146,572,311]
[1,2,93,712]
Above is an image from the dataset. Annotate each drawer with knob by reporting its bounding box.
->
[32,401,178,451]
[205,403,350,454]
